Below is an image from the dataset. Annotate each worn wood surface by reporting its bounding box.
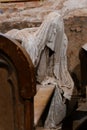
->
[0,34,36,98]
[34,85,55,126]
[0,34,36,130]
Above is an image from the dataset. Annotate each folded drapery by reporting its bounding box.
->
[6,11,74,128]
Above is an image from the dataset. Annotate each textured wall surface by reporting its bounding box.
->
[0,0,87,85]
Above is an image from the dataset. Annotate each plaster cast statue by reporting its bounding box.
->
[6,12,74,128]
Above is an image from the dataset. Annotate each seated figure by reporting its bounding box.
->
[6,12,74,128]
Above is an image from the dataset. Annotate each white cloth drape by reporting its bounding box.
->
[6,12,74,128]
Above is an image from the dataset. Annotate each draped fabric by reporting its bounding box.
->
[6,12,74,128]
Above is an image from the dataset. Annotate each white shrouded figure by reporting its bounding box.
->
[6,12,74,128]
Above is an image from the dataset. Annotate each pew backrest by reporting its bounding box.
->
[0,33,36,130]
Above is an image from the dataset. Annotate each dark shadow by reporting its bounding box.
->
[72,110,87,120]
[76,119,87,130]
[62,110,87,130]
[70,63,81,92]
[62,115,73,130]
[71,71,80,92]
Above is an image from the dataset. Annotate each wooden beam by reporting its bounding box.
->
[0,0,39,2]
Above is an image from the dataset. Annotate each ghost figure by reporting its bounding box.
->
[6,12,74,128]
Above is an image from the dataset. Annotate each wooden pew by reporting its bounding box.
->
[0,33,36,130]
[0,33,55,130]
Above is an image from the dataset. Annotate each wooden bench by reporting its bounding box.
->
[34,85,55,127]
[0,33,55,130]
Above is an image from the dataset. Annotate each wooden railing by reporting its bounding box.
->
[0,0,39,2]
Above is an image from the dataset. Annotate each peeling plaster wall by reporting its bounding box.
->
[65,16,87,83]
[0,0,87,85]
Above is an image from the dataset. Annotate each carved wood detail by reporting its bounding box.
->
[0,34,36,130]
